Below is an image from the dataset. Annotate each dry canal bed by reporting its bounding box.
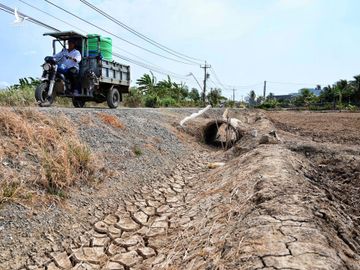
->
[0,108,359,269]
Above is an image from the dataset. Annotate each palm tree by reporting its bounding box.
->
[157,75,173,98]
[247,90,256,107]
[137,72,156,94]
[348,75,360,103]
[334,80,348,104]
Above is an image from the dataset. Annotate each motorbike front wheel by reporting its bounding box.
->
[35,82,55,107]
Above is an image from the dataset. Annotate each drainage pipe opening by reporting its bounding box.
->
[203,120,241,149]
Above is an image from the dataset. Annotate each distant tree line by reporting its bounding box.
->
[246,75,360,110]
[124,72,234,108]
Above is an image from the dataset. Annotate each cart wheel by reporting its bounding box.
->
[72,97,86,108]
[107,87,120,109]
[35,82,55,107]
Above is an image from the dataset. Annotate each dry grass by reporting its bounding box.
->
[97,113,125,129]
[0,108,101,204]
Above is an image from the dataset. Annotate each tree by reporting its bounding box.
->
[320,85,336,102]
[294,88,318,106]
[156,75,173,98]
[171,82,188,101]
[188,88,200,102]
[334,79,348,104]
[247,90,256,107]
[256,96,264,104]
[207,88,223,107]
[137,72,156,94]
[267,92,275,100]
[177,83,189,101]
[348,75,360,104]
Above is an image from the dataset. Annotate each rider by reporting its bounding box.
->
[53,38,82,92]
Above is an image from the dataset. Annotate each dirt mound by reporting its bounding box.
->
[0,108,359,269]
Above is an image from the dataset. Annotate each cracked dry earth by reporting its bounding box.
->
[1,108,360,270]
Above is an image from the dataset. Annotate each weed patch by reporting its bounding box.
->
[133,145,143,157]
[0,108,103,205]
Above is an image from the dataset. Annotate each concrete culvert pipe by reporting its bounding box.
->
[203,120,242,149]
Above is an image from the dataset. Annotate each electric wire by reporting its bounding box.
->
[112,45,168,71]
[44,0,198,65]
[209,67,230,90]
[0,2,59,31]
[17,0,188,77]
[79,0,203,64]
[19,0,87,34]
[0,1,198,87]
[112,52,191,80]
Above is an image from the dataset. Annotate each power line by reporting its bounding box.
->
[1,2,196,86]
[44,0,198,65]
[0,2,59,31]
[79,0,203,65]
[113,45,168,71]
[18,0,188,76]
[209,67,229,91]
[112,52,191,81]
[19,0,87,34]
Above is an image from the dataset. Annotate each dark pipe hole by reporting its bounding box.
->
[203,120,240,149]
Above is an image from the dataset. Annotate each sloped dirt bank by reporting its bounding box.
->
[161,145,359,269]
[1,108,359,269]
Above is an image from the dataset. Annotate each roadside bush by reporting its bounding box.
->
[0,85,73,107]
[225,101,235,108]
[159,97,178,107]
[144,95,159,108]
[346,104,358,111]
[0,109,102,203]
[124,89,143,107]
[0,86,35,106]
[257,99,279,109]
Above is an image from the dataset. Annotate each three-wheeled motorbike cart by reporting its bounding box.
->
[35,31,130,108]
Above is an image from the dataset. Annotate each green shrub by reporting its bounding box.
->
[346,104,358,111]
[159,97,177,107]
[0,85,73,107]
[133,145,143,156]
[257,99,279,109]
[124,89,143,107]
[0,86,35,106]
[225,101,235,108]
[144,95,159,108]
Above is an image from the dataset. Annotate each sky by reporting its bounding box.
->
[0,0,360,99]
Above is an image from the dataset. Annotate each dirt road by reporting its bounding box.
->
[0,108,359,269]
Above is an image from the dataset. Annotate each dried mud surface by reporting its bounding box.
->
[267,111,360,145]
[0,108,359,270]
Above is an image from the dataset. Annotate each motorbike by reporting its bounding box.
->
[35,54,75,107]
[36,31,131,108]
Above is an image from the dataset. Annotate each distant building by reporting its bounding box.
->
[273,93,298,101]
[306,88,322,96]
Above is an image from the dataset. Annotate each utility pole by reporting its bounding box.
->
[263,80,267,99]
[201,61,211,103]
[232,88,236,102]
